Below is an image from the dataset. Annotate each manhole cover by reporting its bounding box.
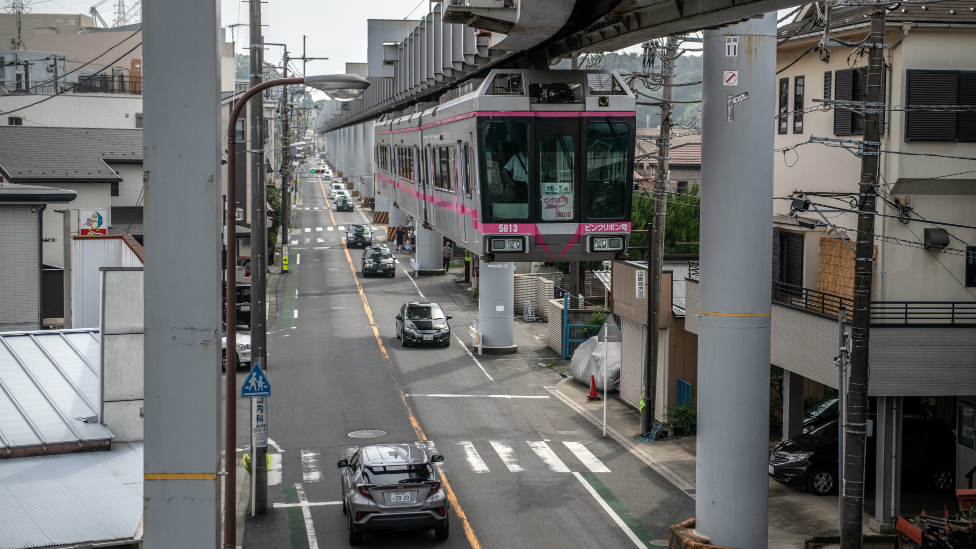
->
[650,540,669,546]
[348,430,387,438]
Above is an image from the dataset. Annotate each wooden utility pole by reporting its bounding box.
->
[640,36,677,434]
[840,9,885,549]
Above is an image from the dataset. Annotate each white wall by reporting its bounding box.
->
[100,268,144,442]
[0,93,142,128]
[72,236,143,328]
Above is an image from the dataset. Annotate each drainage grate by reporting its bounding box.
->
[348,430,387,438]
[650,540,669,546]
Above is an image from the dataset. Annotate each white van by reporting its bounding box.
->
[330,182,345,197]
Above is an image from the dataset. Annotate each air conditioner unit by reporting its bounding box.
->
[924,228,950,250]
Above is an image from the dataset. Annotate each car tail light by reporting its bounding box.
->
[424,480,441,495]
[356,512,363,521]
[358,484,376,499]
[436,507,445,517]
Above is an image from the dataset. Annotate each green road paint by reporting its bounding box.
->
[579,471,655,548]
[281,484,310,549]
[281,269,297,329]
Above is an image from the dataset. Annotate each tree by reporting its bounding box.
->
[629,183,700,261]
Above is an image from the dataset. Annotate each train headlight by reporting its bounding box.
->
[589,236,625,252]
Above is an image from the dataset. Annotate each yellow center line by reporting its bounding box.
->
[314,174,481,549]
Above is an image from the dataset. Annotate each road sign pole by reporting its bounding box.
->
[251,397,257,517]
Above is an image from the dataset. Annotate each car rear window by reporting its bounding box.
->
[352,226,368,234]
[362,464,432,484]
[407,306,445,320]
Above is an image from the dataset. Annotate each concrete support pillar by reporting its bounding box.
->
[478,260,516,353]
[143,0,221,545]
[696,14,776,548]
[782,370,805,441]
[354,123,364,178]
[389,204,408,227]
[874,396,902,529]
[415,224,441,270]
[373,194,390,225]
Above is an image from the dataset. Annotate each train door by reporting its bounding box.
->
[424,145,435,225]
[458,141,469,243]
[535,119,579,222]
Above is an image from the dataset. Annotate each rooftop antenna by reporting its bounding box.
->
[4,0,31,50]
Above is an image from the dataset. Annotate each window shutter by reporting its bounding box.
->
[778,231,804,290]
[906,71,957,140]
[958,73,976,142]
[824,71,832,102]
[834,69,854,135]
[778,78,789,134]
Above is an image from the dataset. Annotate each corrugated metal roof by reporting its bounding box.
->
[0,329,113,449]
[0,127,142,184]
[0,442,143,549]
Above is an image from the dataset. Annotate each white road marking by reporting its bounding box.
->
[313,207,320,210]
[527,441,570,473]
[295,483,320,549]
[338,226,345,230]
[301,450,323,483]
[317,238,324,243]
[423,440,446,473]
[327,227,334,231]
[490,441,523,472]
[455,334,493,382]
[296,254,300,265]
[273,501,341,508]
[457,442,490,473]
[314,247,330,249]
[563,441,611,473]
[573,472,646,549]
[404,394,549,399]
[292,310,298,319]
[268,438,284,452]
[401,268,425,298]
[268,453,282,485]
[546,386,695,498]
[315,227,323,232]
[304,228,311,233]
[291,240,298,245]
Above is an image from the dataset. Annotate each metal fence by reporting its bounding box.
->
[3,74,143,95]
[772,281,853,318]
[871,301,976,325]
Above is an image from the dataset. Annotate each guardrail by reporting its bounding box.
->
[773,281,853,318]
[871,301,976,325]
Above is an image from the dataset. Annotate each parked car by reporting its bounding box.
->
[361,245,395,277]
[395,302,452,347]
[221,322,251,372]
[346,224,372,247]
[222,283,251,328]
[237,256,252,278]
[769,416,956,495]
[336,196,354,212]
[337,443,449,545]
[802,395,929,434]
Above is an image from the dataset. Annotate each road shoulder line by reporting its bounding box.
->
[574,471,653,549]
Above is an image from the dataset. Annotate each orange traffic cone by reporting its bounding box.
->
[586,375,601,401]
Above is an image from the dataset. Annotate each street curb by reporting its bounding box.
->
[236,465,248,548]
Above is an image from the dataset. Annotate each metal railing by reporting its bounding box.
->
[5,75,143,95]
[772,281,853,318]
[871,301,976,325]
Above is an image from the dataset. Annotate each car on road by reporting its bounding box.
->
[346,224,372,248]
[336,196,354,212]
[337,443,449,545]
[334,189,352,204]
[361,245,396,277]
[330,182,345,197]
[222,283,251,328]
[396,302,452,347]
[769,416,956,495]
[221,322,251,372]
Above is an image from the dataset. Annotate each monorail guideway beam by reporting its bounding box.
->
[695,13,776,549]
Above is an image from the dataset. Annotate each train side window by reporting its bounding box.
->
[463,143,472,198]
[585,121,629,219]
[437,146,452,192]
[483,121,529,221]
[405,148,415,181]
[538,133,576,221]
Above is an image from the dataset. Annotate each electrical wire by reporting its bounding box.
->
[25,27,141,90]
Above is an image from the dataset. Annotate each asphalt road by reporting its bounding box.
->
[233,171,695,548]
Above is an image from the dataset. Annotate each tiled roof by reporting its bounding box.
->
[0,127,142,184]
[778,1,976,42]
[640,142,702,167]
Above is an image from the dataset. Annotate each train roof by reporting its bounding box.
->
[378,69,636,132]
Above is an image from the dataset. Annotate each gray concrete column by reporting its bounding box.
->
[478,260,516,352]
[375,194,391,213]
[874,396,902,529]
[697,13,776,548]
[143,0,221,545]
[416,224,441,270]
[389,204,408,227]
[782,370,805,441]
[354,123,364,178]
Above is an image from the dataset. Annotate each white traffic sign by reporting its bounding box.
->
[241,363,271,398]
[253,397,267,448]
[723,71,738,86]
[636,269,646,299]
[725,37,738,57]
[727,92,750,121]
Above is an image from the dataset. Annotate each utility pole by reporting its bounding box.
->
[247,0,268,516]
[55,209,71,328]
[840,8,885,549]
[640,36,677,434]
[281,49,291,252]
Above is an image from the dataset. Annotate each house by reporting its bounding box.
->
[681,1,976,530]
[634,128,701,194]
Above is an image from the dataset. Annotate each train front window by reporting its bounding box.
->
[538,133,575,221]
[484,121,529,221]
[585,122,629,219]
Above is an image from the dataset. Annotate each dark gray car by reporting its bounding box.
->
[337,443,449,545]
[346,224,372,248]
[396,302,452,347]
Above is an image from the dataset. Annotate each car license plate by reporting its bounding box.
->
[240,305,250,311]
[391,493,411,502]
[768,464,774,475]
[423,335,433,341]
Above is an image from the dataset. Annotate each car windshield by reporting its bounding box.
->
[362,464,432,485]
[805,396,838,418]
[367,249,392,260]
[809,420,839,439]
[352,226,368,234]
[407,306,445,320]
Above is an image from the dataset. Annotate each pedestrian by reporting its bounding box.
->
[395,225,405,252]
[442,241,453,272]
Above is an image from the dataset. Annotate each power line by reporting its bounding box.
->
[27,27,140,90]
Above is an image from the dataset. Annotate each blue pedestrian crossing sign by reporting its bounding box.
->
[241,363,271,398]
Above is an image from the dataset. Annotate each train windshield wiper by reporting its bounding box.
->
[554,131,575,182]
[505,117,528,173]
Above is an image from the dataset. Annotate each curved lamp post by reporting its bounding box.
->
[223,73,367,546]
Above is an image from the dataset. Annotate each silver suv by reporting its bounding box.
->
[337,443,449,544]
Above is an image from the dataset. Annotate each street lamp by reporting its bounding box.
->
[223,73,367,546]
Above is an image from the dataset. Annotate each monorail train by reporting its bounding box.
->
[373,69,635,263]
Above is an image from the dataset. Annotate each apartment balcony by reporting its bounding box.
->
[684,272,976,396]
[4,74,142,95]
